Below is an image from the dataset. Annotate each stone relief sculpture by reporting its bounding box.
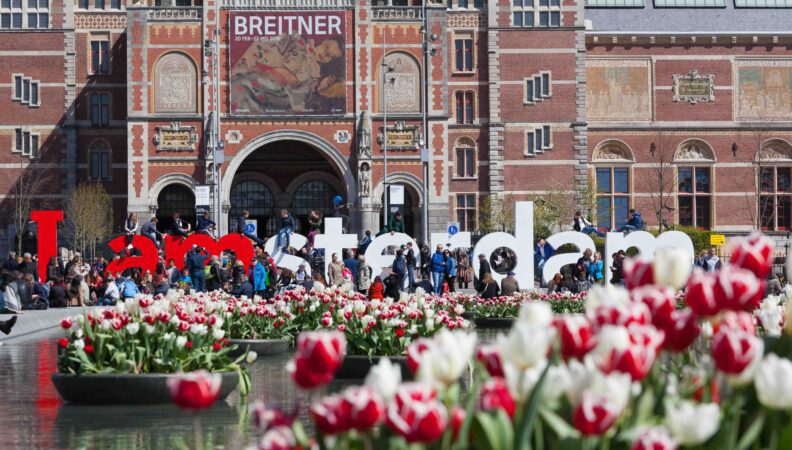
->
[359,162,371,197]
[592,140,635,162]
[675,140,715,161]
[154,53,197,113]
[357,111,371,159]
[383,52,421,113]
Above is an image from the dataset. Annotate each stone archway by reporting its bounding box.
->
[371,172,425,238]
[220,130,357,235]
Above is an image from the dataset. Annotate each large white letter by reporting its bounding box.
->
[264,233,311,277]
[430,232,472,253]
[365,233,421,283]
[543,232,596,283]
[234,16,248,35]
[328,15,342,35]
[472,201,534,288]
[604,230,694,283]
[314,218,358,278]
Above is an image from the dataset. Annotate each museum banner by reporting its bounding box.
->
[229,11,346,116]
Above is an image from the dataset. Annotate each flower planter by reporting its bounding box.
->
[227,338,290,358]
[334,355,412,380]
[51,371,239,405]
[461,311,476,320]
[473,317,516,329]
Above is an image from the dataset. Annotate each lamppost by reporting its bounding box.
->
[381,32,395,229]
[204,5,223,231]
[421,4,437,244]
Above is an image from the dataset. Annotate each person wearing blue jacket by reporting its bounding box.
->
[392,249,407,292]
[443,249,457,293]
[186,247,209,293]
[249,258,267,297]
[430,244,446,294]
[588,251,604,284]
[618,209,645,233]
[196,210,216,237]
[534,238,554,275]
[122,276,140,299]
[277,209,296,251]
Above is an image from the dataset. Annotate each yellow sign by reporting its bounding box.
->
[386,131,416,148]
[160,131,193,149]
[710,234,726,246]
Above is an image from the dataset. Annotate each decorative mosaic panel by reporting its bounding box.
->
[586,59,652,121]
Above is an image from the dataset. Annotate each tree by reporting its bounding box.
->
[531,181,579,237]
[479,194,516,233]
[647,131,677,232]
[66,183,113,258]
[740,130,772,231]
[8,161,54,255]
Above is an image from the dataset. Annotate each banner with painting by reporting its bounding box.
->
[229,11,346,116]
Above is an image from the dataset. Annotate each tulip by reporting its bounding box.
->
[406,338,432,375]
[556,314,597,360]
[126,322,140,335]
[756,295,785,337]
[341,386,385,431]
[365,357,402,401]
[566,367,632,415]
[622,257,654,290]
[450,406,465,440]
[503,360,569,404]
[251,402,297,433]
[58,338,69,349]
[631,427,678,450]
[713,266,764,313]
[258,426,296,450]
[387,384,448,444]
[498,303,556,370]
[662,308,700,352]
[685,268,720,317]
[595,325,664,381]
[587,286,650,329]
[730,233,774,279]
[60,318,73,329]
[572,392,622,436]
[476,345,505,377]
[246,351,258,364]
[652,247,692,291]
[175,336,188,349]
[478,377,516,418]
[417,330,476,388]
[711,328,763,385]
[73,338,85,351]
[630,286,676,328]
[166,371,222,409]
[289,331,346,389]
[665,400,720,446]
[754,354,792,410]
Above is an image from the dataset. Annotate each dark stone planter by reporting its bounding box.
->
[227,338,290,358]
[473,317,516,329]
[52,371,239,405]
[334,355,412,380]
[462,311,476,320]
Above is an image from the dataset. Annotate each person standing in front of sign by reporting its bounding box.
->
[443,249,456,293]
[277,209,295,252]
[187,246,209,293]
[196,210,216,238]
[477,254,492,291]
[237,210,263,247]
[405,242,416,292]
[431,245,446,295]
[703,247,722,272]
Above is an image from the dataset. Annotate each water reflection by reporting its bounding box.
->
[0,327,504,449]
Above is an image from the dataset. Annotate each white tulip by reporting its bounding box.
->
[190,324,208,336]
[246,351,258,364]
[100,320,112,331]
[145,324,157,335]
[365,358,402,401]
[169,315,181,326]
[653,246,693,290]
[425,319,435,331]
[176,336,188,348]
[454,305,465,316]
[517,302,554,328]
[74,328,84,339]
[503,360,570,404]
[417,330,476,388]
[665,400,720,446]
[126,323,140,335]
[163,332,175,341]
[212,318,224,330]
[212,328,225,341]
[73,339,85,351]
[498,319,556,370]
[585,284,631,317]
[755,354,792,410]
[757,295,785,337]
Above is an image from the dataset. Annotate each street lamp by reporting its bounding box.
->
[381,50,395,228]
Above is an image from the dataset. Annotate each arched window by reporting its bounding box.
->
[758,139,792,231]
[230,180,276,236]
[455,91,474,124]
[292,180,339,218]
[88,139,111,181]
[156,184,195,232]
[381,52,421,114]
[592,140,634,230]
[153,52,197,113]
[675,139,715,229]
[454,137,476,178]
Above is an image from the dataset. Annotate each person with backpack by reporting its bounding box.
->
[249,258,267,297]
[404,242,417,292]
[121,275,140,300]
[357,255,373,294]
[443,249,456,293]
[392,249,407,292]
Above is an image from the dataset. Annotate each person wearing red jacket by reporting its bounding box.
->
[368,276,384,300]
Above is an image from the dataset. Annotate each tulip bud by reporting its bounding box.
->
[730,233,774,279]
[631,427,678,450]
[653,247,692,291]
[665,400,720,446]
[754,354,792,410]
[365,358,401,402]
[166,371,221,409]
[478,378,516,418]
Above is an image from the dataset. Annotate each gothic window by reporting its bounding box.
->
[153,52,197,114]
[455,137,476,178]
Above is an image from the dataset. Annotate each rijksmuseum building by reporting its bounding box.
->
[1,0,791,249]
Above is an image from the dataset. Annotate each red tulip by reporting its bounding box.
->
[450,406,466,440]
[309,395,350,435]
[289,331,346,389]
[572,393,621,436]
[478,378,516,418]
[599,325,664,381]
[685,268,720,317]
[167,371,222,409]
[631,427,678,450]
[730,233,774,279]
[58,338,69,349]
[406,338,432,375]
[588,301,650,329]
[713,266,763,313]
[341,386,385,431]
[661,308,700,352]
[631,286,676,328]
[258,426,296,450]
[387,384,448,444]
[475,345,505,377]
[252,402,297,433]
[556,314,597,360]
[711,328,763,378]
[714,310,756,335]
[623,258,654,291]
[60,318,73,329]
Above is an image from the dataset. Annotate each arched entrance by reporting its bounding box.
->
[225,138,348,240]
[372,174,424,238]
[157,184,195,232]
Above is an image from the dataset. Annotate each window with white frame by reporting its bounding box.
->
[12,127,39,159]
[90,93,110,127]
[455,0,485,7]
[525,125,552,155]
[455,138,476,178]
[91,0,121,10]
[454,33,474,72]
[455,91,474,124]
[77,0,88,8]
[512,0,561,27]
[11,74,40,107]
[455,194,477,231]
[90,35,110,75]
[89,140,111,181]
[0,0,48,29]
[525,72,551,103]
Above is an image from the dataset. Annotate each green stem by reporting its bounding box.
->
[769,410,780,450]
[534,420,544,450]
